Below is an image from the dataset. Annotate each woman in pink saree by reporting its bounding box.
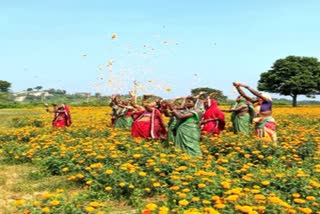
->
[131,95,167,140]
[46,103,72,128]
[200,98,225,136]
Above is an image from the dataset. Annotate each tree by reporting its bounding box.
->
[27,88,33,91]
[191,87,227,103]
[0,80,11,92]
[34,86,43,91]
[257,56,320,107]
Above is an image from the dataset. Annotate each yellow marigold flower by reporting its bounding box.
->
[293,198,306,204]
[49,200,60,206]
[61,167,69,172]
[132,154,142,158]
[178,192,187,198]
[153,182,161,187]
[86,180,93,185]
[105,169,113,175]
[159,206,169,214]
[138,171,147,177]
[292,193,301,198]
[214,203,226,209]
[192,197,200,202]
[13,200,25,206]
[220,181,231,189]
[306,196,315,201]
[297,207,313,214]
[85,206,95,212]
[202,200,211,205]
[235,205,253,213]
[90,201,103,207]
[198,183,206,188]
[41,207,51,213]
[254,194,266,200]
[144,188,151,192]
[105,186,112,191]
[211,196,220,201]
[225,195,239,202]
[178,199,189,206]
[182,188,190,193]
[170,186,180,191]
[145,203,158,211]
[203,207,220,214]
[129,184,135,189]
[119,182,126,187]
[41,192,53,199]
[76,173,84,179]
[261,181,270,186]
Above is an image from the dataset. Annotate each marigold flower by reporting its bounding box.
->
[145,203,158,211]
[178,199,189,206]
[261,181,270,186]
[105,186,112,191]
[49,200,60,206]
[41,207,51,213]
[105,169,114,175]
[85,206,95,212]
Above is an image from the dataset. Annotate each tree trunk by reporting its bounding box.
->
[292,95,297,107]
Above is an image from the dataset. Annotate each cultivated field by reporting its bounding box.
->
[0,106,319,214]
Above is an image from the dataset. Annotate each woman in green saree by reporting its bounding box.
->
[111,95,134,130]
[223,95,251,134]
[171,96,203,156]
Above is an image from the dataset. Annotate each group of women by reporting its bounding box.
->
[45,82,277,156]
[109,82,277,156]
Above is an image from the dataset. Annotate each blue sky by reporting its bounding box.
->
[1,0,320,100]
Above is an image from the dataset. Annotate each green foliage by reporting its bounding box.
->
[0,80,11,92]
[191,87,228,102]
[258,55,320,106]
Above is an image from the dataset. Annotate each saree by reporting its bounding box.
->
[131,108,167,139]
[114,108,133,130]
[174,110,202,156]
[253,116,277,142]
[53,105,71,128]
[230,100,250,134]
[201,99,225,136]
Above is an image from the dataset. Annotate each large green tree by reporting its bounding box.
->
[191,87,227,102]
[0,80,11,92]
[258,56,320,107]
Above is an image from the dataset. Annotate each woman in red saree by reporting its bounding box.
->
[200,98,225,136]
[46,104,72,128]
[131,96,167,140]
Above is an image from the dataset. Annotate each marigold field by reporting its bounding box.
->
[0,106,319,214]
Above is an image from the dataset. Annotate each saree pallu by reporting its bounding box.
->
[174,111,202,156]
[232,112,251,134]
[254,116,277,142]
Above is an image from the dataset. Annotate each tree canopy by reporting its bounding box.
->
[0,80,11,92]
[191,87,227,102]
[257,56,320,106]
